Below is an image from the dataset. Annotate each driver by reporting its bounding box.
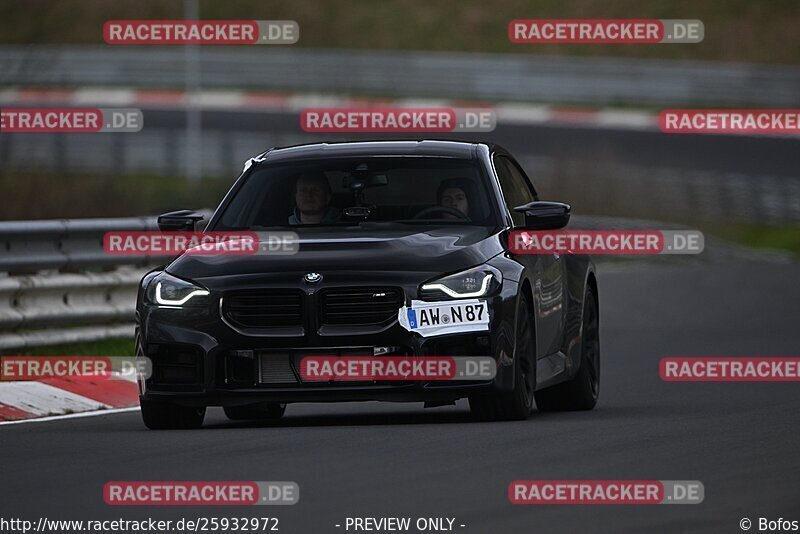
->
[436,178,473,219]
[288,172,340,225]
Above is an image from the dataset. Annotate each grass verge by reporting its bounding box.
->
[0,0,799,64]
[701,223,800,257]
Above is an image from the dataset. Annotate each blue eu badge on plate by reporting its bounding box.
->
[407,309,418,329]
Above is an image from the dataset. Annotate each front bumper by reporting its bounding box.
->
[137,275,519,407]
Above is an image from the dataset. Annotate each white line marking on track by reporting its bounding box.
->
[0,382,109,416]
[0,406,140,427]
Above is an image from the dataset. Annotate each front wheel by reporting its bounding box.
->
[534,285,600,411]
[469,298,535,421]
[140,399,206,430]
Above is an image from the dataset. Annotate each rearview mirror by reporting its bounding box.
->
[342,173,389,190]
[513,201,571,230]
[157,210,205,232]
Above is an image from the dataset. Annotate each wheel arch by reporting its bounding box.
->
[573,264,599,374]
[519,275,536,346]
[586,269,598,307]
[517,275,538,376]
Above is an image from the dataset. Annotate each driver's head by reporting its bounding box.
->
[294,171,332,218]
[437,178,471,217]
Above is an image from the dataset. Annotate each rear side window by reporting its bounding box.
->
[494,156,536,226]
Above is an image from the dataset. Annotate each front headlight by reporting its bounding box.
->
[420,265,502,300]
[145,272,210,307]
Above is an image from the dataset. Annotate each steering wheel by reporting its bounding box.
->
[413,206,470,220]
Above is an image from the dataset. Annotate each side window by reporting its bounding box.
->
[494,156,535,226]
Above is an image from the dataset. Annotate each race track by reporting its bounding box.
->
[148,109,800,177]
[3,260,800,533]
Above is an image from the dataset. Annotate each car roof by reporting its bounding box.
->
[256,140,497,162]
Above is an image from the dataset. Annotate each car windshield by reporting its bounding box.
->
[213,156,499,230]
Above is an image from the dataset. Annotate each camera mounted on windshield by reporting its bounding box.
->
[341,162,387,219]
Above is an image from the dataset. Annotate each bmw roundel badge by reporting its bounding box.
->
[304,272,322,283]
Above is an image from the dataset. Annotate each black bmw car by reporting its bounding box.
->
[135,140,599,429]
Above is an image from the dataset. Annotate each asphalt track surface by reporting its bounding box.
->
[3,260,800,533]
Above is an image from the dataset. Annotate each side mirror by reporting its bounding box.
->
[157,210,205,232]
[513,201,571,230]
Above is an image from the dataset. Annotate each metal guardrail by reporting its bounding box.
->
[0,269,144,351]
[2,45,800,106]
[0,216,160,273]
[0,269,142,330]
[0,213,210,351]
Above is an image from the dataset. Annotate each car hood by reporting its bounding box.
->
[166,225,504,280]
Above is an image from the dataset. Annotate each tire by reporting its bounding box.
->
[469,298,535,421]
[140,399,206,429]
[137,328,206,430]
[534,285,600,411]
[224,403,286,421]
[134,328,144,394]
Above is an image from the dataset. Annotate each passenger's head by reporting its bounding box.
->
[437,178,472,217]
[294,172,332,217]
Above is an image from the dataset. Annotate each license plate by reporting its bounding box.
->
[399,299,490,337]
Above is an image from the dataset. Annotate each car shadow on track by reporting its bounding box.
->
[203,407,475,429]
[198,402,670,430]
